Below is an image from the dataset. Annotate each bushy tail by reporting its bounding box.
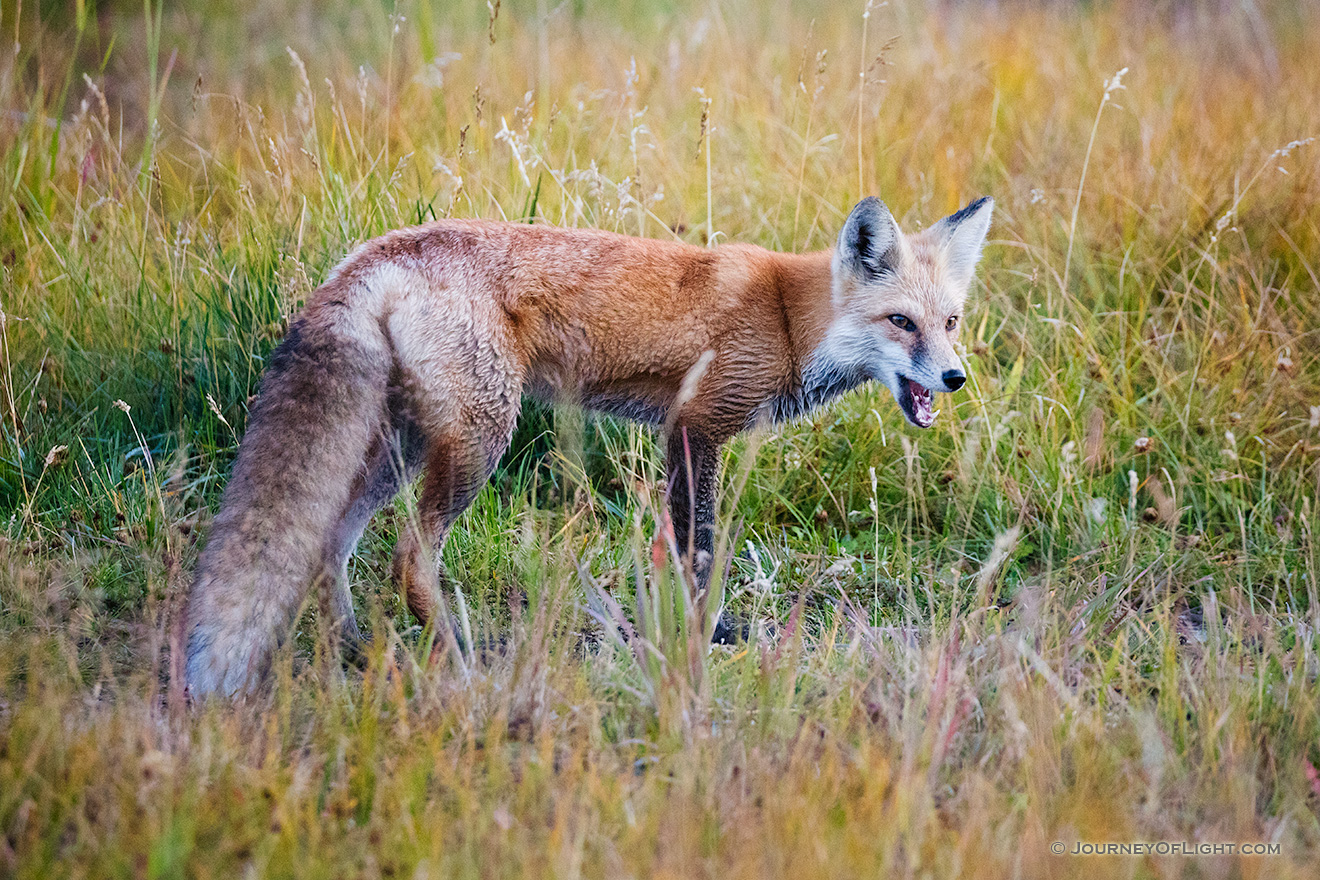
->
[184,302,390,698]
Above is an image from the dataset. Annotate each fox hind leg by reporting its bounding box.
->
[385,298,525,639]
[392,416,517,630]
[321,417,428,656]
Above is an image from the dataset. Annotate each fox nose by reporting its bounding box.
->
[942,369,966,391]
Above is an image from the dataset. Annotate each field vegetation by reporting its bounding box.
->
[2,0,1319,876]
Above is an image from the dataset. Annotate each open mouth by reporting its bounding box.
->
[897,376,938,428]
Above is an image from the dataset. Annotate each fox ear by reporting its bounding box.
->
[836,197,902,282]
[932,196,994,288]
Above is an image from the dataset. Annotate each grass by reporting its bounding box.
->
[2,0,1320,876]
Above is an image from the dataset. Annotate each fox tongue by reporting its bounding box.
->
[910,382,934,427]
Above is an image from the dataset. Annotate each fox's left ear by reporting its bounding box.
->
[932,196,994,289]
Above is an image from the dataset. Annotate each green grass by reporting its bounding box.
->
[2,0,1320,876]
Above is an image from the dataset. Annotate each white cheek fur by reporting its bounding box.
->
[809,320,908,403]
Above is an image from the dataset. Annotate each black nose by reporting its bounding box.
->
[942,369,966,391]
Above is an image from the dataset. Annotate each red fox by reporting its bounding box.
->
[183,195,993,697]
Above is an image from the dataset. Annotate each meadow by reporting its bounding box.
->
[2,0,1319,876]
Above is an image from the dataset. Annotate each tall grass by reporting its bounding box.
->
[1,0,1319,876]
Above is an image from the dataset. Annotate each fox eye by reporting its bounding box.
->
[946,316,959,331]
[888,315,915,332]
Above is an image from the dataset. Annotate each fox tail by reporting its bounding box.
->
[183,298,390,698]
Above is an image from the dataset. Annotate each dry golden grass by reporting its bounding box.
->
[2,1,1319,877]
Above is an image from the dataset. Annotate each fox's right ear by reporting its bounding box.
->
[836,197,902,282]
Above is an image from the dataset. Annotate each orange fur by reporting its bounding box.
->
[183,196,993,697]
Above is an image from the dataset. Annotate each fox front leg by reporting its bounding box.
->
[666,426,722,586]
[666,426,750,644]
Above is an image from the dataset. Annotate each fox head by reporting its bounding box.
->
[820,195,993,428]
